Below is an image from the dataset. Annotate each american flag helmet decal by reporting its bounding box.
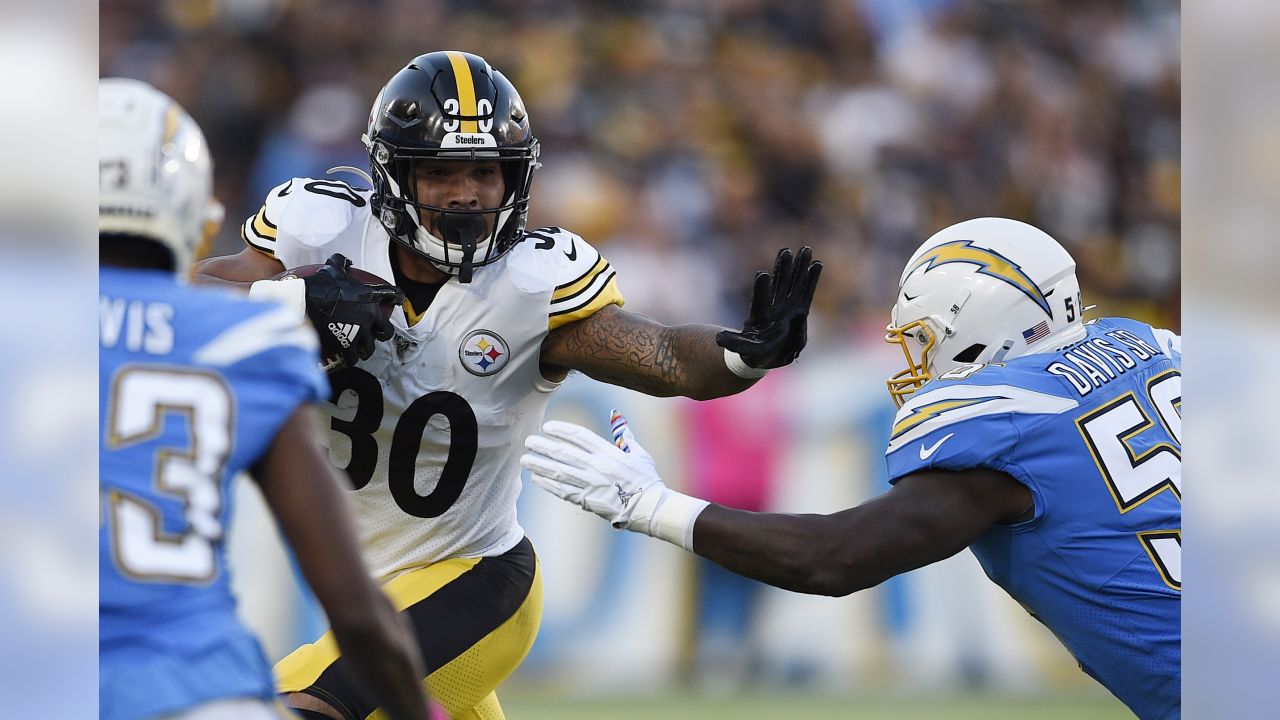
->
[1022,320,1050,344]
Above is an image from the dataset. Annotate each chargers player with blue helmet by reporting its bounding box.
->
[522,217,1181,720]
[99,78,435,720]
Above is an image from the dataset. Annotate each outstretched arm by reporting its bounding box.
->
[255,405,431,720]
[692,468,1028,596]
[541,304,752,400]
[541,246,823,400]
[521,415,1031,597]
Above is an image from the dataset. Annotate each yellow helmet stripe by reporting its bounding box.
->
[446,51,479,133]
[908,240,1051,316]
[162,102,181,145]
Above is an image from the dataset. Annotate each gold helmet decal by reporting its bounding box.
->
[908,240,1052,317]
[443,51,492,134]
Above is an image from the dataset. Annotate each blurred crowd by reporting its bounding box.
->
[101,0,1180,337]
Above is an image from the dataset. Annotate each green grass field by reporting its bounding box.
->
[501,691,1134,719]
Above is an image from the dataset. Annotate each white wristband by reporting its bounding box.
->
[248,277,306,317]
[647,491,710,551]
[724,347,769,379]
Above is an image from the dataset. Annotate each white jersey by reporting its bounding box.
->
[243,177,624,578]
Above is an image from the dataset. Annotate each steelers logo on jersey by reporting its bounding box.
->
[459,329,511,376]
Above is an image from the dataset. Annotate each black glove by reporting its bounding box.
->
[716,246,823,369]
[303,253,404,370]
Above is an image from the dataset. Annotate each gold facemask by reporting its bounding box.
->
[884,319,937,408]
[184,201,225,281]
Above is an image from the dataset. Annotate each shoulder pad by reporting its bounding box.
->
[886,380,1078,454]
[1096,317,1176,359]
[1150,327,1181,359]
[242,178,371,263]
[510,227,626,329]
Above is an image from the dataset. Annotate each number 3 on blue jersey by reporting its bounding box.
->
[105,367,232,584]
[1076,370,1181,590]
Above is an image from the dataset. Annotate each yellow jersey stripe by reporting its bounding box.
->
[549,274,624,330]
[240,223,275,257]
[550,265,615,312]
[552,257,608,300]
[447,51,479,133]
[251,205,277,240]
[274,556,483,692]
[554,251,604,291]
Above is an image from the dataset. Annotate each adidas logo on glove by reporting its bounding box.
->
[328,322,360,349]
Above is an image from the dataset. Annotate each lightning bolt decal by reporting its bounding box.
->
[908,240,1052,317]
[891,396,1006,438]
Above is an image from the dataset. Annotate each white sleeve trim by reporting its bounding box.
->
[886,383,1078,454]
[1151,328,1181,357]
[193,304,319,368]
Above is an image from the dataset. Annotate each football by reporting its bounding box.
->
[273,263,399,318]
[274,262,392,287]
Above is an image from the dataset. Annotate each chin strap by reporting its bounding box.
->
[990,339,1016,363]
[442,214,486,284]
[456,241,476,283]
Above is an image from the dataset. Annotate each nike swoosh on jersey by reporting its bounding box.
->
[919,432,955,460]
[564,238,577,261]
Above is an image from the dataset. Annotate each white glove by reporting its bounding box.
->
[247,276,306,316]
[520,411,709,550]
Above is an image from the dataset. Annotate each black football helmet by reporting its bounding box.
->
[364,51,540,282]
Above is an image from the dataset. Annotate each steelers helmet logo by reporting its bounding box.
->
[459,329,510,376]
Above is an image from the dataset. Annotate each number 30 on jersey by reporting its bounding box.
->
[327,367,479,518]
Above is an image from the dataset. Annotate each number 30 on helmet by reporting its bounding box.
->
[885,217,1089,407]
[363,51,540,283]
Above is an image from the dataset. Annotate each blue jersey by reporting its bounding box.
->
[885,317,1181,720]
[99,267,327,720]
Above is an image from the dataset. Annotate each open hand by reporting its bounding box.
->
[716,246,822,369]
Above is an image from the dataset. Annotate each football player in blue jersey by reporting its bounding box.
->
[522,217,1181,720]
[99,78,436,720]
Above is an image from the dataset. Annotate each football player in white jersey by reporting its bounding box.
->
[193,51,822,720]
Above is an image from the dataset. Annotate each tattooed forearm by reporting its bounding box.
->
[542,304,757,400]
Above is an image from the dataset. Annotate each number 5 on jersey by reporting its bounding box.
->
[1077,370,1181,590]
